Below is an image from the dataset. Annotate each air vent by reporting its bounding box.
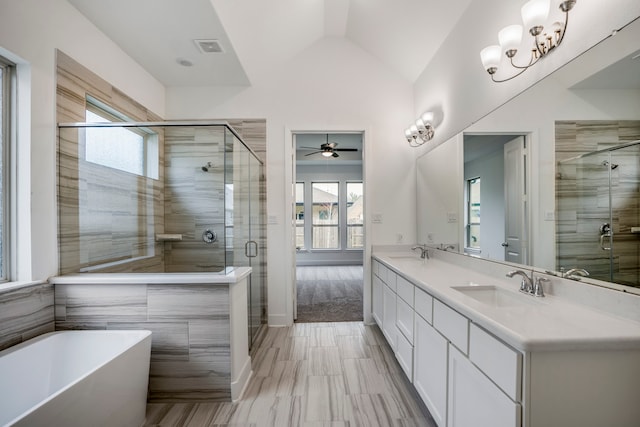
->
[194,39,225,54]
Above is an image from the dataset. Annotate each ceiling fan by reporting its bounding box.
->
[300,135,358,158]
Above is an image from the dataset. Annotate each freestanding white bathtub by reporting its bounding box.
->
[0,330,152,427]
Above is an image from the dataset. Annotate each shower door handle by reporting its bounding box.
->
[599,223,612,251]
[599,233,612,251]
[245,240,258,258]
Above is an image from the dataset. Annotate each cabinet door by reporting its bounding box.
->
[372,274,383,326]
[448,346,521,427]
[414,314,448,427]
[382,283,397,351]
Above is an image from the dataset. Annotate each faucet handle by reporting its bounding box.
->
[533,277,549,297]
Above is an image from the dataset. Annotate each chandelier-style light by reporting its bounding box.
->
[480,0,577,83]
[404,112,435,147]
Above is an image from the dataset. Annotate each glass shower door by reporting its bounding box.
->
[557,141,640,287]
[609,144,640,286]
[227,128,265,350]
[557,151,613,281]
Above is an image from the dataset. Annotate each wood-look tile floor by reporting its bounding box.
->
[144,322,436,427]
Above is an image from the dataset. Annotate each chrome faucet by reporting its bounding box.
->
[506,270,534,294]
[564,268,589,281]
[411,244,430,259]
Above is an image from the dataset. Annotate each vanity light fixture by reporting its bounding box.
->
[480,0,577,83]
[405,111,435,147]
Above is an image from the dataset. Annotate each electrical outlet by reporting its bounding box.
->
[396,233,404,243]
[447,212,458,223]
[372,213,383,223]
[427,233,435,243]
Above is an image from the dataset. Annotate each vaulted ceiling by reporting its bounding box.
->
[67,0,473,87]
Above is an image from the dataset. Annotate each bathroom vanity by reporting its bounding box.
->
[372,249,640,427]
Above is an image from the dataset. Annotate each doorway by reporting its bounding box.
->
[463,133,529,263]
[293,132,364,322]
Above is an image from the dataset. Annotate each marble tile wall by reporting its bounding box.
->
[556,120,640,286]
[0,283,55,351]
[57,50,165,274]
[55,283,232,402]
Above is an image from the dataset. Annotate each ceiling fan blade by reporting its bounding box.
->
[299,146,319,150]
[305,151,322,156]
[327,142,337,148]
[333,148,358,152]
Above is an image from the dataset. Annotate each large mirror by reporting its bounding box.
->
[417,17,640,292]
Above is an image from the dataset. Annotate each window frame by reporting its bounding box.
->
[311,181,340,250]
[84,96,158,179]
[0,56,14,282]
[466,177,481,250]
[345,181,364,250]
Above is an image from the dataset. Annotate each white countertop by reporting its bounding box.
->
[373,252,640,352]
[48,267,252,285]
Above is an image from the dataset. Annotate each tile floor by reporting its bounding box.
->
[144,321,436,426]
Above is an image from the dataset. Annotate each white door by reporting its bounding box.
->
[503,136,527,264]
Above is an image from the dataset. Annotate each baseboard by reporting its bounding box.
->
[268,313,291,327]
[231,356,252,402]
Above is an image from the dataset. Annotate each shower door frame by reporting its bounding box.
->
[557,139,640,285]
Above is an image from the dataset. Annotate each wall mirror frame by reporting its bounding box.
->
[417,17,640,295]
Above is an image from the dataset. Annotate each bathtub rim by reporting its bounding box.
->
[0,329,152,427]
[48,266,251,285]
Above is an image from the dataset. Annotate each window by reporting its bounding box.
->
[346,182,363,249]
[312,182,339,249]
[84,97,158,179]
[0,56,14,281]
[467,177,481,249]
[295,182,305,249]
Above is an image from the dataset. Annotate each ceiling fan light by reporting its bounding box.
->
[321,151,333,157]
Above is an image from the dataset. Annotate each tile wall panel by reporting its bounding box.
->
[0,283,55,351]
[55,282,233,402]
[556,120,640,285]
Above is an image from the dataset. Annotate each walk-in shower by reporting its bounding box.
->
[57,120,267,345]
[556,140,640,287]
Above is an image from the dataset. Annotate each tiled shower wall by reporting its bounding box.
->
[57,50,166,274]
[57,50,267,280]
[0,283,54,351]
[555,120,640,285]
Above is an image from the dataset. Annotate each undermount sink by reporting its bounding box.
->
[387,255,423,261]
[451,285,540,308]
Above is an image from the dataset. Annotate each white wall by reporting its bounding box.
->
[427,19,640,271]
[167,37,415,325]
[412,0,640,154]
[0,0,165,282]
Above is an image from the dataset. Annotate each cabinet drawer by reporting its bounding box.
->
[433,300,469,355]
[396,275,415,307]
[469,324,522,401]
[396,296,414,344]
[448,346,521,427]
[414,287,433,324]
[377,263,388,283]
[386,269,397,291]
[396,330,414,380]
[372,259,380,277]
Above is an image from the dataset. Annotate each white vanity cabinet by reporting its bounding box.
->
[414,312,448,427]
[448,346,521,427]
[372,256,525,427]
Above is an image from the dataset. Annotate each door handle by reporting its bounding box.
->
[501,242,509,247]
[599,233,612,251]
[245,240,258,258]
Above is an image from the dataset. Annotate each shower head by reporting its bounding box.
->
[201,162,213,172]
[601,160,619,170]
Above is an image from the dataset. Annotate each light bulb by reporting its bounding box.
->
[321,151,333,157]
[421,112,434,124]
[522,0,550,34]
[498,25,523,56]
[480,45,502,73]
